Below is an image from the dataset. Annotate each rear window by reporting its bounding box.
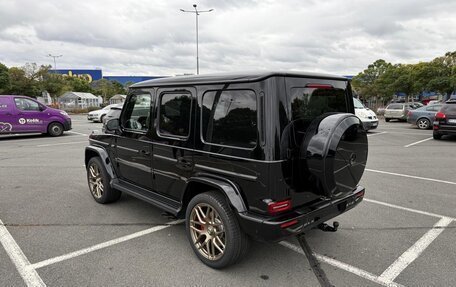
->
[290,86,348,121]
[387,104,403,110]
[441,103,456,114]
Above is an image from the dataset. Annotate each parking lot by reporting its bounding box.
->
[1,115,455,287]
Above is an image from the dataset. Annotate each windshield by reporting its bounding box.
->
[353,98,365,109]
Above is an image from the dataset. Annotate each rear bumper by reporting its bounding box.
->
[433,122,456,135]
[385,113,406,119]
[237,186,365,242]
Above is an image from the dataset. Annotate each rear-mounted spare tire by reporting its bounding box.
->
[300,113,368,197]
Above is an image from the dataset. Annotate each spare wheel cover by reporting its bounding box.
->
[300,113,368,197]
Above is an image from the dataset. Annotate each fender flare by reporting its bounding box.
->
[184,176,247,213]
[85,146,116,179]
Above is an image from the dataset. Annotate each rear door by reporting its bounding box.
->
[151,87,196,201]
[284,77,354,202]
[386,104,403,117]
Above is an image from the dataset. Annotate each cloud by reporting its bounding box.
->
[0,0,455,76]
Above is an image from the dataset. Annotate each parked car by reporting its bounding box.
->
[407,104,442,129]
[428,100,441,106]
[433,99,456,139]
[87,104,118,122]
[102,103,123,132]
[353,97,378,130]
[384,103,416,122]
[102,103,123,124]
[0,95,71,136]
[85,71,368,268]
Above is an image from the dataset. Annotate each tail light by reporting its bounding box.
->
[267,199,292,215]
[435,112,446,120]
[407,111,413,117]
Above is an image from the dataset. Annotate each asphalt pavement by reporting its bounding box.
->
[1,115,455,287]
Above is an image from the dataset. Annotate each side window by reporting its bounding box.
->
[158,92,192,137]
[202,90,257,149]
[121,94,151,132]
[14,98,41,111]
[0,98,9,115]
[427,105,441,112]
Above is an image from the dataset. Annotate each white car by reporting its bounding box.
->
[353,98,379,130]
[87,104,118,122]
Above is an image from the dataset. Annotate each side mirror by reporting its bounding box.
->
[105,118,120,132]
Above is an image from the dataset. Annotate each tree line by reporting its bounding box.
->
[0,62,127,102]
[2,51,455,106]
[352,51,456,105]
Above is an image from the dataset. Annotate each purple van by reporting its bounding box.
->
[0,95,71,136]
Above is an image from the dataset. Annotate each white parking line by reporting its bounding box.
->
[404,137,433,147]
[31,219,184,269]
[365,169,456,186]
[0,218,46,287]
[367,131,388,137]
[67,131,89,136]
[37,141,88,147]
[364,198,455,221]
[279,241,404,287]
[378,217,453,284]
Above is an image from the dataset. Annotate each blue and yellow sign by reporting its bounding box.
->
[55,69,103,83]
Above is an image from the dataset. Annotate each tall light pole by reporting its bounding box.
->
[180,4,213,75]
[47,54,63,73]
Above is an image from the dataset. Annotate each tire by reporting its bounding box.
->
[416,118,430,130]
[86,157,121,204]
[385,118,390,122]
[47,122,64,137]
[433,133,442,140]
[299,113,368,197]
[185,191,250,269]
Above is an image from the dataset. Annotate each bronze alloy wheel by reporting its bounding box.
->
[88,163,104,199]
[189,203,226,261]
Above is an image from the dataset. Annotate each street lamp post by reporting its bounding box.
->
[47,54,63,73]
[180,4,213,75]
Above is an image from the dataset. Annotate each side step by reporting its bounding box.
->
[111,179,181,216]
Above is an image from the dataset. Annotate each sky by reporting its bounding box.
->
[0,0,455,76]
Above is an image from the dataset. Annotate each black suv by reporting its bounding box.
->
[85,71,368,268]
[433,99,456,139]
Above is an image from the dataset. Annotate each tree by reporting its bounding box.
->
[91,79,126,103]
[427,52,456,98]
[0,62,9,93]
[352,59,392,100]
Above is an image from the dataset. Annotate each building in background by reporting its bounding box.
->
[54,69,164,85]
[58,92,100,110]
[109,94,127,105]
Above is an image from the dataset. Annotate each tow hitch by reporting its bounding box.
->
[318,221,339,232]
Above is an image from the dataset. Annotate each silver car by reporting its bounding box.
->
[384,103,415,122]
